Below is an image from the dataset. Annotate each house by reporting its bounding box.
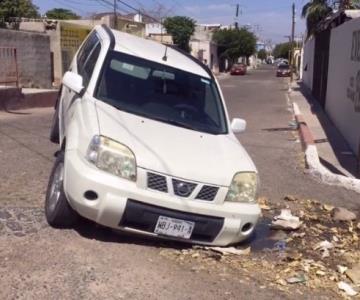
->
[190,25,220,74]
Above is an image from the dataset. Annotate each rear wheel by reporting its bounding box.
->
[45,151,78,228]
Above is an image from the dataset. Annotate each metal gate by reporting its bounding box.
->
[0,47,19,87]
[312,29,331,108]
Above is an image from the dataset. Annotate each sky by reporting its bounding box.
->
[32,0,307,43]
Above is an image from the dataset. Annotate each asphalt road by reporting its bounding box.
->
[0,65,357,299]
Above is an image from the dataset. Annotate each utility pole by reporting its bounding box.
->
[234,4,239,29]
[113,0,118,29]
[290,2,296,85]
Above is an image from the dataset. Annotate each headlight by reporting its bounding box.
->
[225,172,258,203]
[86,135,136,181]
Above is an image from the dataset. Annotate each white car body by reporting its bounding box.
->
[54,25,260,246]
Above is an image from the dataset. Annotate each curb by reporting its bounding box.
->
[292,102,360,194]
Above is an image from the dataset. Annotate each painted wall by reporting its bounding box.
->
[301,36,315,91]
[325,18,360,154]
[0,29,52,88]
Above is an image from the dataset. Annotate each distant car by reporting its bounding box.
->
[230,63,247,75]
[276,64,291,77]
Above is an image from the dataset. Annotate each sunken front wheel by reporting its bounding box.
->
[45,151,78,227]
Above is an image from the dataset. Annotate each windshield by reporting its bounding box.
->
[95,51,228,135]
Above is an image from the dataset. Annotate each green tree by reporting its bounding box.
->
[257,49,267,61]
[163,16,196,53]
[46,8,80,20]
[273,42,294,59]
[302,0,332,37]
[0,0,39,28]
[212,28,257,65]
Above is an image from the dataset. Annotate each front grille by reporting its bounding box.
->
[147,172,168,192]
[172,179,197,198]
[196,185,219,201]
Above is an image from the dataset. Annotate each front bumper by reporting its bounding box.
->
[64,150,261,246]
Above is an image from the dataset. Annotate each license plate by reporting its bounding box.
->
[154,216,194,239]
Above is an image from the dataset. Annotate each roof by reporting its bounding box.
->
[108,28,210,79]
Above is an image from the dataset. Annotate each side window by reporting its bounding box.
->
[82,43,101,87]
[77,31,99,74]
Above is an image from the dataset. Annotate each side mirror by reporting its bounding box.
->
[62,71,84,94]
[231,118,247,134]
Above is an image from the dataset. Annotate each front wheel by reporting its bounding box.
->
[45,151,78,228]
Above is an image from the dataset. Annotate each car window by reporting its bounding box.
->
[96,51,228,135]
[82,42,101,87]
[77,31,99,74]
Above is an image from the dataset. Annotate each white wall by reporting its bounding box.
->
[326,18,360,154]
[301,36,315,91]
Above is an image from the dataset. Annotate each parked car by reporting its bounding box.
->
[276,64,291,77]
[46,25,260,246]
[230,63,247,75]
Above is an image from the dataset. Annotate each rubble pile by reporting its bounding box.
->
[160,196,360,298]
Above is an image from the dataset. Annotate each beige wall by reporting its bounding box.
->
[301,36,315,91]
[190,40,219,73]
[0,29,52,88]
[325,18,360,154]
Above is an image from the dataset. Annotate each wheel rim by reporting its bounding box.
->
[48,162,64,213]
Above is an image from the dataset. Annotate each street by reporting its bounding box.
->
[0,66,357,299]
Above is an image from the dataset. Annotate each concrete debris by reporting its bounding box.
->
[286,274,307,284]
[322,204,334,212]
[284,195,297,202]
[338,281,358,296]
[206,246,251,256]
[271,209,302,231]
[331,207,357,222]
[337,265,348,274]
[314,240,334,258]
[346,264,360,285]
[258,197,271,211]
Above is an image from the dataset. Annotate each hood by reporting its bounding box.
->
[95,101,256,186]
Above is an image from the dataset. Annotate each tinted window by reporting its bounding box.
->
[96,51,228,135]
[77,32,99,74]
[82,43,101,87]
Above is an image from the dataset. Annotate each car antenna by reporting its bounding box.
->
[162,44,168,62]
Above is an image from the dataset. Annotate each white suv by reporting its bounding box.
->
[46,25,260,246]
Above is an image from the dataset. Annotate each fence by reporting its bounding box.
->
[0,47,19,87]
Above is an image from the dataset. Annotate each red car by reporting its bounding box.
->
[230,63,247,75]
[276,64,291,77]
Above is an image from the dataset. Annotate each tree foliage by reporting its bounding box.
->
[302,0,332,37]
[46,8,80,20]
[302,0,360,37]
[212,28,257,64]
[0,0,39,27]
[273,42,295,59]
[257,49,267,60]
[163,16,196,53]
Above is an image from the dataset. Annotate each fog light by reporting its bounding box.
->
[241,223,253,233]
[84,190,98,201]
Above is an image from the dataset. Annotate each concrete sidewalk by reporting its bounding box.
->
[289,81,359,179]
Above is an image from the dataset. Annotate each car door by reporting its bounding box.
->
[60,31,101,140]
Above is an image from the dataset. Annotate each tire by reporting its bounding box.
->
[45,151,78,228]
[49,104,60,144]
